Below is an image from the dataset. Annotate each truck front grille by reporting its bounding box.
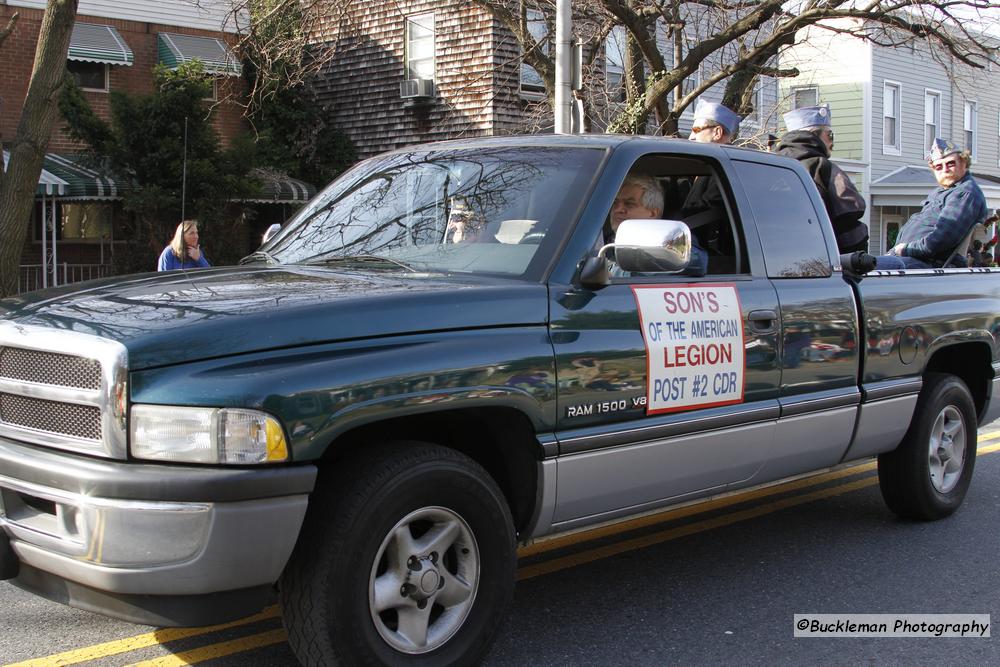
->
[0,347,102,390]
[0,393,102,441]
[0,323,127,459]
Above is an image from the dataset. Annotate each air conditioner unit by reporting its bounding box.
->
[400,78,435,100]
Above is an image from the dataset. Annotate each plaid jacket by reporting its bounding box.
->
[897,173,987,266]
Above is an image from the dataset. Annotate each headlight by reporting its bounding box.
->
[130,405,289,464]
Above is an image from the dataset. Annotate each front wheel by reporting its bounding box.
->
[878,373,977,520]
[280,442,516,666]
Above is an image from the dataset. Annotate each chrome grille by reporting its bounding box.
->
[0,346,101,389]
[0,322,128,459]
[0,394,102,441]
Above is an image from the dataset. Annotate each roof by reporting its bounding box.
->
[871,165,1000,209]
[245,169,317,204]
[42,154,126,200]
[68,23,134,66]
[157,33,241,76]
[3,150,69,196]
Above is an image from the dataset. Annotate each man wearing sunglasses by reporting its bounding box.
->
[875,138,987,269]
[774,104,869,253]
[678,100,740,255]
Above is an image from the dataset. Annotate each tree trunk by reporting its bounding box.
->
[0,0,79,298]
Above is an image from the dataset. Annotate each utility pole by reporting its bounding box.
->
[181,116,188,220]
[554,0,572,134]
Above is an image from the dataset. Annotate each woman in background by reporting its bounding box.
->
[158,220,210,271]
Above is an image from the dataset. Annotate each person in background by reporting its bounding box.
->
[774,104,869,253]
[875,139,987,269]
[968,239,986,267]
[687,100,739,145]
[679,100,740,254]
[158,219,211,271]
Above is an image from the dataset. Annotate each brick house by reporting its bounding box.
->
[1,0,311,292]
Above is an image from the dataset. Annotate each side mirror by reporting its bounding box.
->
[614,219,691,273]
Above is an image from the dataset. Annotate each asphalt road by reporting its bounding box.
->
[3,432,998,666]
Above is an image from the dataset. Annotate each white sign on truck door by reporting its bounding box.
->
[633,284,746,414]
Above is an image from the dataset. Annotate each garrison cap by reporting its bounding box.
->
[692,100,740,135]
[927,137,963,162]
[783,104,831,131]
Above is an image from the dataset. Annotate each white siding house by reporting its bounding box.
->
[783,20,1000,254]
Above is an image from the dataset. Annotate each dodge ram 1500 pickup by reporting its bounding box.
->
[1,135,998,666]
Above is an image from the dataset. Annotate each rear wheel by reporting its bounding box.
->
[280,442,516,666]
[878,373,977,520]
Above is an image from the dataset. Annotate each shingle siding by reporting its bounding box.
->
[311,1,501,158]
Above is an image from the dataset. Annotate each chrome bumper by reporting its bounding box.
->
[0,438,315,597]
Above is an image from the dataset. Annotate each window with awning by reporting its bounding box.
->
[68,23,134,66]
[157,33,242,76]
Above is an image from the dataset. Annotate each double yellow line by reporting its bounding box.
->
[10,431,1000,667]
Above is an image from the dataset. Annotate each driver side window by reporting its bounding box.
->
[602,156,746,278]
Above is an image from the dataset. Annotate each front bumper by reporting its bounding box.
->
[0,437,316,624]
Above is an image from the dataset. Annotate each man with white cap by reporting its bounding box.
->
[775,104,869,253]
[875,138,987,269]
[688,99,740,145]
[679,100,739,252]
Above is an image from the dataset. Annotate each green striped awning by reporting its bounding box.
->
[68,23,134,66]
[158,33,241,76]
[3,150,69,196]
[246,169,317,204]
[42,154,127,200]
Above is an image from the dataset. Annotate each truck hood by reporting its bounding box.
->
[0,266,549,370]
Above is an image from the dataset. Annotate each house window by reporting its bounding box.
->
[203,78,219,102]
[964,101,977,161]
[605,25,626,103]
[924,90,940,153]
[520,9,548,96]
[791,86,818,109]
[405,13,435,81]
[882,81,901,154]
[61,203,113,242]
[681,66,700,99]
[746,82,764,125]
[67,60,108,92]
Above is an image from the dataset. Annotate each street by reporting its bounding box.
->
[3,432,998,667]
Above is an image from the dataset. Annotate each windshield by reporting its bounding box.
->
[263,146,603,278]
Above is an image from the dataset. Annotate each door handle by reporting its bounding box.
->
[747,309,778,333]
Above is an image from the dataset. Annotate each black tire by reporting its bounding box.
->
[877,373,977,520]
[280,442,516,666]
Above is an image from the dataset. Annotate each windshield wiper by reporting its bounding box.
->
[310,255,416,272]
[239,250,280,265]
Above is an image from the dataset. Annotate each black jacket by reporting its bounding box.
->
[775,131,869,253]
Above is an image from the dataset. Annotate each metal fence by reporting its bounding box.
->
[18,264,113,295]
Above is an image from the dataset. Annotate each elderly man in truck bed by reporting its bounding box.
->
[876,138,988,269]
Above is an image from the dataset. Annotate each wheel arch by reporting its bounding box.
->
[315,407,542,536]
[924,340,993,421]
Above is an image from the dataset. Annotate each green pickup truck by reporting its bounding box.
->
[1,135,998,665]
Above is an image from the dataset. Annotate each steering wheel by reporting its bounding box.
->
[518,232,546,245]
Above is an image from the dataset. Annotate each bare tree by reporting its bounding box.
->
[0,0,79,298]
[475,0,999,135]
[222,0,354,118]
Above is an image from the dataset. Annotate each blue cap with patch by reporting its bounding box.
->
[692,100,740,135]
[927,137,962,162]
[783,104,831,131]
